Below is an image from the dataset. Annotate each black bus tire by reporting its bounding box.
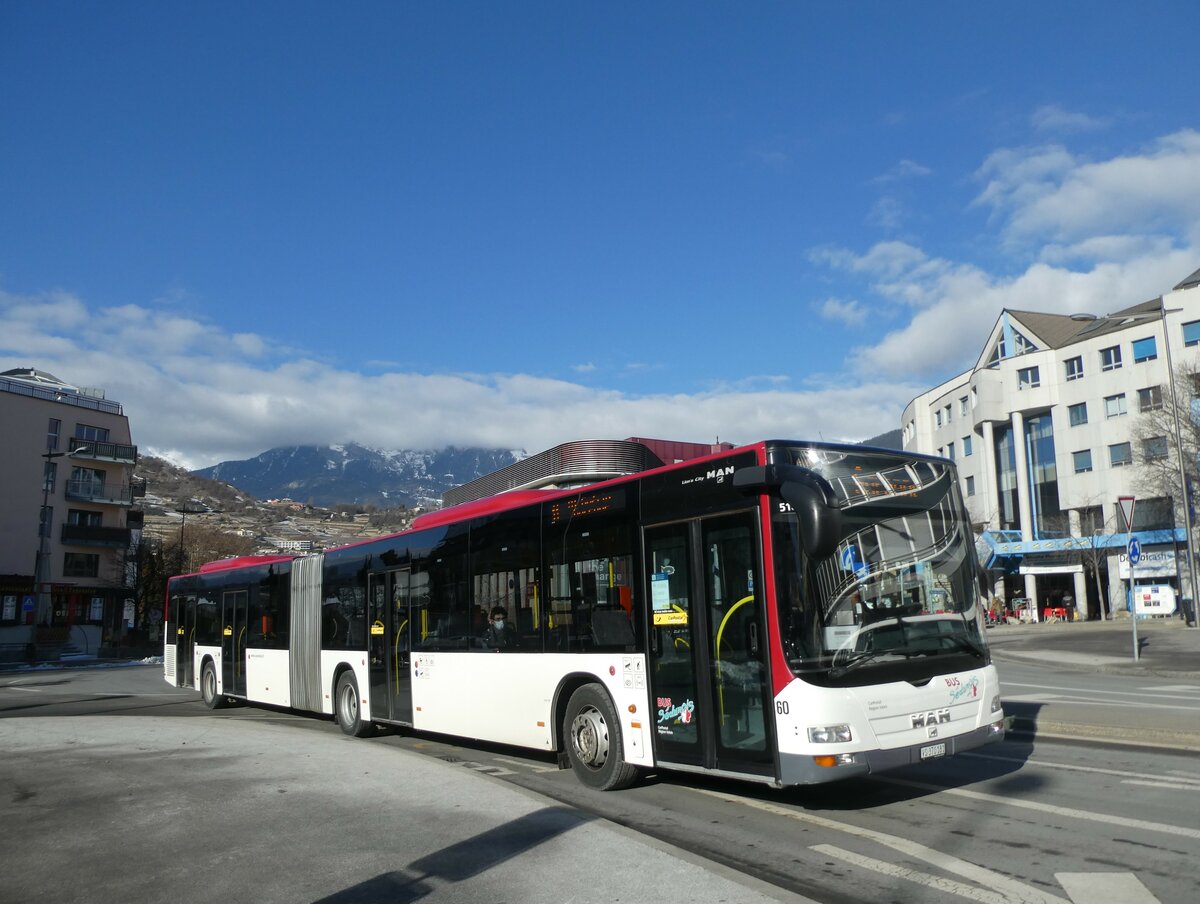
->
[335,672,373,738]
[563,684,639,791]
[200,661,225,710]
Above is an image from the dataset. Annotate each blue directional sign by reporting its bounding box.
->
[1128,537,1141,566]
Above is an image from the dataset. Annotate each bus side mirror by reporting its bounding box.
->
[734,464,843,560]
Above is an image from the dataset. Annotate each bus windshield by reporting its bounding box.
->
[770,445,988,684]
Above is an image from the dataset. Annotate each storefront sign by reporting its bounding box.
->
[1118,548,1176,579]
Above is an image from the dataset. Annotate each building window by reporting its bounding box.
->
[1132,336,1158,363]
[1068,402,1088,426]
[47,418,61,451]
[74,424,111,443]
[959,396,969,416]
[1064,356,1084,381]
[68,509,103,527]
[1109,442,1133,468]
[1142,436,1170,461]
[63,553,99,578]
[1072,450,1093,473]
[39,505,53,538]
[1137,385,1164,411]
[1183,320,1200,347]
[935,409,943,428]
[43,460,58,493]
[1100,345,1123,371]
[962,436,973,456]
[1104,393,1127,418]
[944,403,952,423]
[1018,366,1041,389]
[947,441,956,461]
[965,475,975,496]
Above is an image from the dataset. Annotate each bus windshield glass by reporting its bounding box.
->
[771,445,987,683]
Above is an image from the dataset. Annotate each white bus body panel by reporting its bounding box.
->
[193,644,222,692]
[775,662,1001,756]
[406,651,654,768]
[318,650,369,717]
[246,649,291,707]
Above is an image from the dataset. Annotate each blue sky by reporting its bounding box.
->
[3,2,1200,469]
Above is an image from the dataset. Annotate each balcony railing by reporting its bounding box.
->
[60,524,133,548]
[65,479,136,505]
[69,438,137,463]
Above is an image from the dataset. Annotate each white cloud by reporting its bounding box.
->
[0,290,916,469]
[975,130,1200,245]
[819,297,868,326]
[1031,104,1110,134]
[812,128,1200,381]
[871,159,932,184]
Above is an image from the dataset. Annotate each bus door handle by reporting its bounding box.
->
[748,620,759,656]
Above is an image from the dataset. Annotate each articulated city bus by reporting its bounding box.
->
[163,440,1004,790]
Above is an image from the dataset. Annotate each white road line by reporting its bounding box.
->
[875,777,1200,839]
[493,756,557,773]
[1056,873,1161,904]
[690,787,1070,904]
[1121,779,1200,791]
[811,844,1018,904]
[1002,681,1199,701]
[963,752,1200,785]
[1001,694,1197,712]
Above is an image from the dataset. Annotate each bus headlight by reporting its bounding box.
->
[991,693,1002,714]
[808,724,853,744]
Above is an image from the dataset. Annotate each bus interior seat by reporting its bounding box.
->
[591,608,635,648]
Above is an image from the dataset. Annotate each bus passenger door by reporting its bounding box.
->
[391,570,413,724]
[645,511,773,777]
[221,590,248,698]
[368,574,389,720]
[174,594,196,688]
[368,570,414,724]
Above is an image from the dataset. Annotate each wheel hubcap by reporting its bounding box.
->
[571,705,609,768]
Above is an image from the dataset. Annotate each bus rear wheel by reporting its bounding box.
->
[200,661,225,710]
[563,684,638,791]
[335,672,373,738]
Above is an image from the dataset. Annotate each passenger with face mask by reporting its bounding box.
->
[483,605,519,649]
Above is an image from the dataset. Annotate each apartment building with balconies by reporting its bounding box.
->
[0,368,142,655]
[901,268,1200,621]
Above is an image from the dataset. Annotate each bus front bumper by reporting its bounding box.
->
[778,718,1005,786]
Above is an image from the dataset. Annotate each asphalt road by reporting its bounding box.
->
[2,659,1198,904]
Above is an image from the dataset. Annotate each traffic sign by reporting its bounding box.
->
[1118,495,1136,532]
[1127,537,1141,566]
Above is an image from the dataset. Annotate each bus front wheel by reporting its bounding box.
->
[335,672,373,738]
[200,661,225,710]
[563,684,638,791]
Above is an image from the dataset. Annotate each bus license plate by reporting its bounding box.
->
[920,742,946,760]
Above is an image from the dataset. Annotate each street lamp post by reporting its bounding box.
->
[1159,299,1200,628]
[33,449,67,638]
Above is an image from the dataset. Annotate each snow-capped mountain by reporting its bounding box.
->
[194,443,525,508]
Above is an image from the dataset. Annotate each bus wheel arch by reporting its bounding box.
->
[200,657,225,710]
[561,682,639,791]
[333,667,373,738]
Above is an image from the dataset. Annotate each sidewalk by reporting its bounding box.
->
[986,615,1200,678]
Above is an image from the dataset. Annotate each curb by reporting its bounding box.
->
[991,649,1200,680]
[1003,716,1200,753]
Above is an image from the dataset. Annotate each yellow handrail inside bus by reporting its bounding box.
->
[393,618,408,694]
[715,594,755,725]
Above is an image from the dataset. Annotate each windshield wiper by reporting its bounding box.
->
[939,633,987,657]
[829,647,914,678]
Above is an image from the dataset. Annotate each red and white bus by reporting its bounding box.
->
[164,440,1004,790]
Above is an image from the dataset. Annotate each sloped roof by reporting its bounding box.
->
[1006,297,1164,351]
[1175,267,1200,291]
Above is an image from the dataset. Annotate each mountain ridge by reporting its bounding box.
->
[194,443,526,508]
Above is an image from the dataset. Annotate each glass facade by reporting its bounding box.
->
[993,424,1019,531]
[1024,413,1062,535]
